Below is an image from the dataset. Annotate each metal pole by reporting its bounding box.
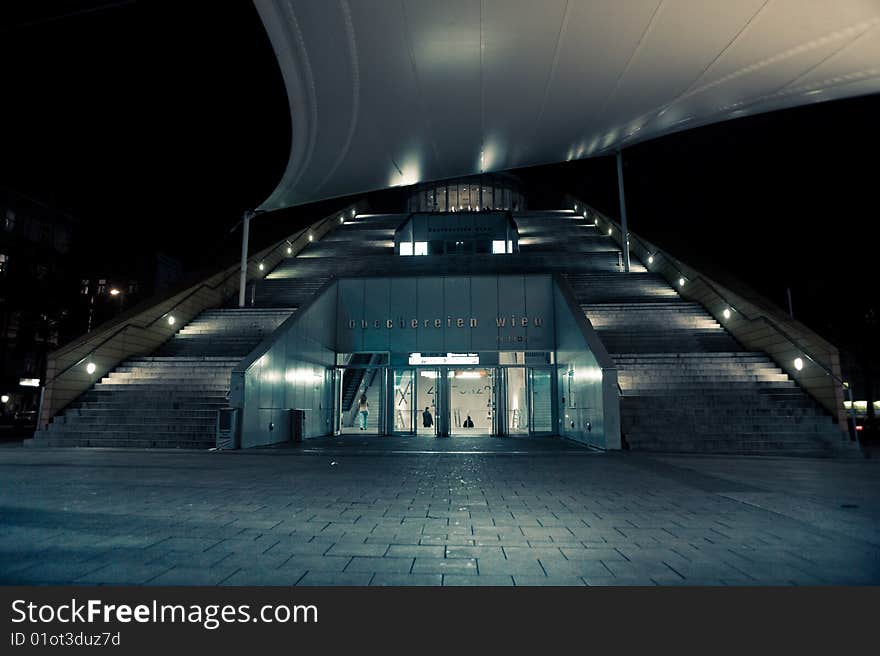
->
[35,385,46,433]
[238,210,252,308]
[847,385,858,442]
[615,150,631,273]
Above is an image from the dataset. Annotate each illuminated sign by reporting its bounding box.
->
[19,378,40,387]
[408,352,479,365]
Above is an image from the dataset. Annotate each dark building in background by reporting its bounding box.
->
[0,187,186,432]
[0,187,77,424]
[75,253,184,335]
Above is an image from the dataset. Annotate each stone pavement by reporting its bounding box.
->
[1,443,878,586]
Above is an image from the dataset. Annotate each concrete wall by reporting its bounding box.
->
[231,281,338,448]
[553,276,621,450]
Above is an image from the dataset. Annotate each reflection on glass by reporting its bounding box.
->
[417,369,438,436]
[507,367,528,434]
[530,369,553,433]
[393,369,414,432]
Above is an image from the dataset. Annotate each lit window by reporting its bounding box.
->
[492,240,506,254]
[414,242,428,256]
[399,242,413,256]
[97,279,107,294]
[507,240,513,253]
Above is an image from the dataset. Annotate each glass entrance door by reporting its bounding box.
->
[506,367,529,435]
[529,368,554,435]
[416,369,439,436]
[449,368,495,436]
[392,369,414,434]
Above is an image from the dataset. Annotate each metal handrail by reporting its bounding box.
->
[42,222,312,388]
[37,202,362,429]
[577,198,856,438]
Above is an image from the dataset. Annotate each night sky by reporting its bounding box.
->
[2,2,877,372]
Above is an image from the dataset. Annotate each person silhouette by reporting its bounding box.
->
[422,407,433,429]
[463,415,474,428]
[358,394,369,430]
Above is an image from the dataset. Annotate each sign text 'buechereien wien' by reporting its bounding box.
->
[347,315,544,329]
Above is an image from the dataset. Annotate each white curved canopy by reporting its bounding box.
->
[254,0,880,211]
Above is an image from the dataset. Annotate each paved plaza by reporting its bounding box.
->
[1,438,879,586]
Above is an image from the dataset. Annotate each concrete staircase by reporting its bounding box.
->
[564,270,846,455]
[251,213,400,308]
[31,208,850,455]
[32,309,293,448]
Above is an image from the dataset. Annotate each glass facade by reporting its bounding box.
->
[406,173,525,213]
[381,364,552,438]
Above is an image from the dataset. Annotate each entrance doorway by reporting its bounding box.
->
[336,366,383,435]
[416,369,438,436]
[365,364,555,438]
[449,368,495,436]
[504,367,554,436]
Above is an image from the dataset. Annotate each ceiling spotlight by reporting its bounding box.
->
[722,308,731,319]
[86,362,96,375]
[287,246,293,255]
[1,395,8,404]
[308,234,314,242]
[608,228,612,236]
[794,357,804,371]
[339,216,344,223]
[647,255,654,264]
[678,277,685,287]
[167,316,176,326]
[258,262,264,271]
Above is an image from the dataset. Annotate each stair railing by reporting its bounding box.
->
[35,200,369,431]
[565,194,854,440]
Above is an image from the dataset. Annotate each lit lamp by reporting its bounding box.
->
[1,395,9,404]
[109,288,121,296]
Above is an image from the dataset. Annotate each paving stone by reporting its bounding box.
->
[2,448,879,587]
[220,568,307,586]
[345,557,414,573]
[296,572,374,586]
[444,574,514,586]
[512,575,587,586]
[279,555,352,572]
[370,574,442,586]
[412,557,478,575]
[386,544,445,558]
[75,563,175,585]
[582,575,658,586]
[325,542,389,557]
[148,566,240,585]
[476,557,545,577]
